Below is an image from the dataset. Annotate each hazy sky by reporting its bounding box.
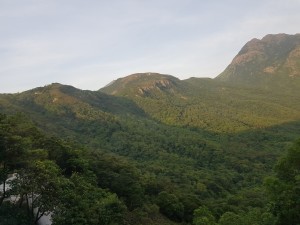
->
[1,0,300,93]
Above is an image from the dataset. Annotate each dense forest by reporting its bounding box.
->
[0,33,300,225]
[1,113,299,225]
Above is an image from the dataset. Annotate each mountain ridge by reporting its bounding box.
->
[1,33,300,132]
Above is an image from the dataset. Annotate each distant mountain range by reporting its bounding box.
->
[1,33,300,225]
[0,33,299,134]
[99,34,300,131]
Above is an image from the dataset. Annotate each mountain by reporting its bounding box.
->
[101,72,300,133]
[1,33,300,225]
[0,82,146,118]
[101,72,185,97]
[216,33,300,88]
[0,83,149,142]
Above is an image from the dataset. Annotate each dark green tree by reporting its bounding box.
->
[12,160,67,225]
[157,191,184,222]
[52,173,126,225]
[0,114,30,206]
[265,139,300,225]
[192,206,216,225]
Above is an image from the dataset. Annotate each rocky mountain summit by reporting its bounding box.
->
[216,33,300,85]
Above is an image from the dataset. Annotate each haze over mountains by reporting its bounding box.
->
[0,33,300,224]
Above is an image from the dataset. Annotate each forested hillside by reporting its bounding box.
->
[0,33,300,225]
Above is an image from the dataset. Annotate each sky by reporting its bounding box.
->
[0,0,300,93]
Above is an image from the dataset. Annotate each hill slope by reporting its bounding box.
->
[101,72,300,133]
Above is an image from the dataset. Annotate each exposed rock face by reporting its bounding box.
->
[138,79,176,95]
[216,33,300,84]
[284,45,300,77]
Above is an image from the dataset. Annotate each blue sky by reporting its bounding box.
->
[1,0,300,93]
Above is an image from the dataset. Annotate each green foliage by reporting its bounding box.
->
[0,114,126,225]
[218,208,276,225]
[0,113,39,205]
[156,191,184,222]
[265,139,300,225]
[52,173,126,225]
[0,203,31,225]
[87,151,145,210]
[193,206,216,225]
[218,211,240,225]
[11,160,67,224]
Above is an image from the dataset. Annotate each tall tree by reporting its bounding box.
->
[12,160,66,225]
[0,114,30,206]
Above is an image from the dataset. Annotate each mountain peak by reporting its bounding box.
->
[216,33,300,85]
[261,33,300,42]
[100,72,181,96]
